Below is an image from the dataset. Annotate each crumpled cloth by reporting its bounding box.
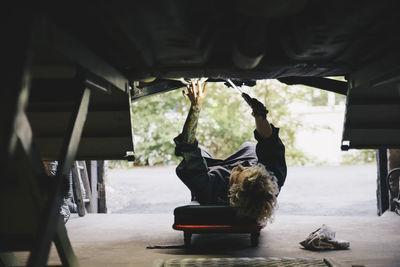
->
[300,224,350,250]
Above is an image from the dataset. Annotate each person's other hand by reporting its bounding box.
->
[183,80,208,109]
[250,98,268,119]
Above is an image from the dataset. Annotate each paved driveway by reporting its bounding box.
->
[106,164,378,216]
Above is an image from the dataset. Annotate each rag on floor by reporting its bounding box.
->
[300,224,350,251]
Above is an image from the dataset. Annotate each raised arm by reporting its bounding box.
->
[251,98,272,138]
[250,97,287,189]
[181,80,207,143]
[175,81,227,204]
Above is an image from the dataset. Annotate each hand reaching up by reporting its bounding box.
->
[183,80,208,110]
[250,98,268,119]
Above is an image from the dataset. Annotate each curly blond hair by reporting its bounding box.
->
[229,164,279,224]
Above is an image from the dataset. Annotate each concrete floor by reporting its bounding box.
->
[13,165,398,266]
[39,212,399,267]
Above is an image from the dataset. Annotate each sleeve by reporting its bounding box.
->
[174,134,226,205]
[254,124,287,189]
[174,134,208,172]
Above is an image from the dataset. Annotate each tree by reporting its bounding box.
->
[122,79,314,167]
[130,89,186,165]
[340,150,376,165]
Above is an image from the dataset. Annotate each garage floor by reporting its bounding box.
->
[12,165,399,266]
[35,212,398,267]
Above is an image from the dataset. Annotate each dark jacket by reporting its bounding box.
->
[174,125,287,205]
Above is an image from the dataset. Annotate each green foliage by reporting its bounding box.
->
[123,79,318,167]
[197,83,254,159]
[341,150,376,165]
[311,89,329,106]
[130,90,186,165]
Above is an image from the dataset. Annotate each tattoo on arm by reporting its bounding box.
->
[182,107,200,144]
